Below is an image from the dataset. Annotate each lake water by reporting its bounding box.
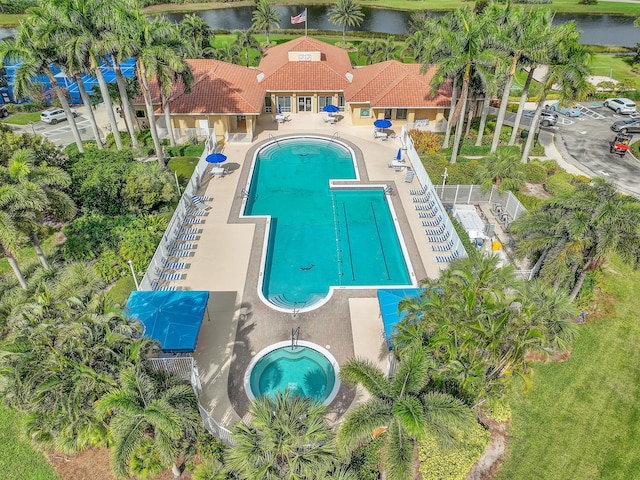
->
[0,8,638,46]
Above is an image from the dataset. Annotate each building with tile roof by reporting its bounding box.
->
[134,37,451,143]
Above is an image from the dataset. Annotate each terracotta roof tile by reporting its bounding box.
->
[143,59,265,114]
[346,61,451,108]
[258,37,352,91]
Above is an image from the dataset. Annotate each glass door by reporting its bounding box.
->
[297,96,312,112]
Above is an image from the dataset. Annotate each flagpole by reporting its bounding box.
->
[305,9,307,36]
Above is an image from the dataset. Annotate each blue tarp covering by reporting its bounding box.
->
[378,288,422,350]
[126,290,209,353]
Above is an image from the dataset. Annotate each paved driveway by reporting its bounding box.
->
[551,105,640,197]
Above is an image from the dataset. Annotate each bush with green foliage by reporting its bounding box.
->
[62,213,125,261]
[409,130,443,155]
[515,192,544,211]
[523,161,547,184]
[94,249,128,283]
[422,154,482,185]
[117,215,168,271]
[544,172,577,196]
[418,422,490,480]
[347,434,384,480]
[0,126,66,168]
[122,162,178,213]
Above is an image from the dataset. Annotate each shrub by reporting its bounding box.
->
[122,162,178,213]
[62,214,125,261]
[0,129,66,168]
[418,422,490,480]
[484,400,512,422]
[196,431,227,462]
[94,249,128,283]
[117,215,167,271]
[409,130,442,155]
[579,0,598,4]
[523,161,547,183]
[348,434,385,480]
[545,172,575,196]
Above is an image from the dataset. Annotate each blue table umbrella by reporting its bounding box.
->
[396,148,402,161]
[278,103,282,115]
[374,119,392,129]
[205,153,227,165]
[323,104,339,113]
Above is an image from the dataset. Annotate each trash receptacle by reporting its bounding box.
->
[521,130,529,139]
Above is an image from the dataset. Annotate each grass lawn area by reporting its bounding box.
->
[590,53,640,90]
[167,156,199,187]
[107,275,136,307]
[0,405,59,480]
[496,254,640,480]
[2,112,42,125]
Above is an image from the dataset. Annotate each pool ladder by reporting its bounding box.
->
[268,133,282,147]
[291,326,300,349]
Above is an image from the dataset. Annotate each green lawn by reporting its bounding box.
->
[1,112,42,125]
[0,405,59,480]
[590,53,640,90]
[167,156,199,187]
[497,254,640,480]
[107,275,136,307]
[0,230,59,277]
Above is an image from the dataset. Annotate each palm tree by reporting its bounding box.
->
[212,41,243,64]
[403,30,427,62]
[0,19,85,153]
[225,390,344,480]
[375,36,399,62]
[96,366,201,478]
[0,199,27,289]
[489,7,552,153]
[337,347,474,480]
[233,29,262,68]
[357,39,379,65]
[180,14,212,56]
[252,0,280,45]
[423,7,497,163]
[3,148,76,268]
[32,0,105,148]
[520,22,590,162]
[328,0,365,47]
[475,148,526,193]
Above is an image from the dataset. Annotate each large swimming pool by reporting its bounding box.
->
[243,137,413,310]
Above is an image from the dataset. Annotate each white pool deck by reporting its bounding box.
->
[171,114,444,428]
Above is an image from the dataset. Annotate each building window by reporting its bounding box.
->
[277,96,292,113]
[265,96,272,113]
[384,108,392,120]
[318,96,333,109]
[338,96,345,112]
[135,110,146,118]
[396,108,407,120]
[360,108,370,118]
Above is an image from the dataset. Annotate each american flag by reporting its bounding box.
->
[291,9,307,24]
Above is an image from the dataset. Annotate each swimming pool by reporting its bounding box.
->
[243,136,414,310]
[244,341,340,405]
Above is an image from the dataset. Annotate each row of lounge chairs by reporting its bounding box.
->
[151,194,213,291]
[435,251,461,263]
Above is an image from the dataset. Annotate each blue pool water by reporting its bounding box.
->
[249,345,337,403]
[244,137,411,307]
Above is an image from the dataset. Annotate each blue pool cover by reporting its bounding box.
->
[125,291,209,353]
[377,288,422,350]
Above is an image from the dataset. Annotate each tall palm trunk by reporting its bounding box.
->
[112,59,138,147]
[1,244,27,289]
[520,90,547,163]
[91,55,122,149]
[28,230,48,268]
[569,261,593,302]
[475,97,491,146]
[509,67,536,146]
[443,77,458,149]
[137,60,165,168]
[161,90,176,147]
[450,69,470,164]
[45,70,84,153]
[491,55,519,153]
[465,96,476,137]
[74,74,102,149]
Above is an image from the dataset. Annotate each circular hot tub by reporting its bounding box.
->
[244,341,340,405]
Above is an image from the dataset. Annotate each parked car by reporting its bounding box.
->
[0,106,7,118]
[611,119,640,133]
[548,102,581,117]
[40,107,78,124]
[604,98,637,115]
[523,109,558,127]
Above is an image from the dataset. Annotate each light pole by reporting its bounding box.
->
[128,260,139,290]
[441,167,448,196]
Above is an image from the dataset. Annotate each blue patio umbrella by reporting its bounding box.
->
[278,103,282,115]
[374,119,392,129]
[323,104,339,113]
[205,153,227,165]
[395,148,402,161]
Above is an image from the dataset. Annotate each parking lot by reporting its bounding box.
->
[550,103,640,197]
